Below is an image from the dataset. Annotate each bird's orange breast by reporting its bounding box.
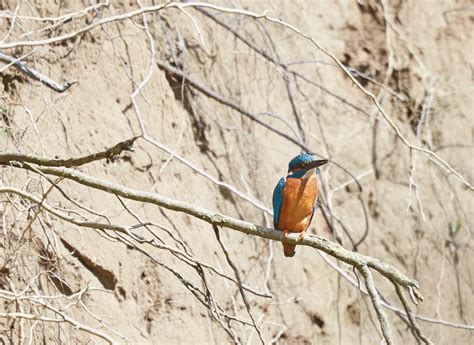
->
[279,175,318,233]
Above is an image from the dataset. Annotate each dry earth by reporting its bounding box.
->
[0,0,473,344]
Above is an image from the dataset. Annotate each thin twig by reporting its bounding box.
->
[213,225,266,344]
[0,52,76,93]
[156,60,307,151]
[394,284,433,345]
[359,264,393,345]
[318,251,474,331]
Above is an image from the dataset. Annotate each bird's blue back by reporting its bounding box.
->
[272,177,286,229]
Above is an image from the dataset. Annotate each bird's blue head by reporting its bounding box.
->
[287,153,328,178]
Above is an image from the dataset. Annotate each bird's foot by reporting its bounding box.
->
[299,230,306,241]
[283,229,289,239]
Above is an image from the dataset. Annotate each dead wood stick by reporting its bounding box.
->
[0,136,139,167]
[0,52,76,93]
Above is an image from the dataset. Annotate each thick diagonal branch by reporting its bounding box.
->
[1,159,430,343]
[3,162,421,294]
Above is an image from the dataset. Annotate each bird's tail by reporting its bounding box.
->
[283,243,296,257]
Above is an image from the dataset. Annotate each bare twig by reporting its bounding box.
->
[193,5,373,119]
[213,225,266,344]
[0,186,128,234]
[393,284,433,345]
[359,264,393,345]
[0,52,76,93]
[0,136,139,167]
[319,251,474,331]
[0,307,117,344]
[156,60,307,151]
[0,1,109,23]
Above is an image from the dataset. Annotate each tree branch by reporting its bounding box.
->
[0,185,272,300]
[213,225,265,344]
[0,136,139,167]
[0,186,128,235]
[2,161,421,293]
[0,51,76,93]
[1,155,430,343]
[359,264,393,345]
[156,61,307,151]
[192,5,373,118]
[1,1,469,189]
[393,283,433,345]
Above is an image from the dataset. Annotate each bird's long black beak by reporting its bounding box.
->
[307,159,329,169]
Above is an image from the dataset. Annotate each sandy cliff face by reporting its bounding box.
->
[0,0,472,344]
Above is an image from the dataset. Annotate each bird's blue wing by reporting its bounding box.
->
[272,177,286,229]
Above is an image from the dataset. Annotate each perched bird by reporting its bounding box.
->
[272,153,328,257]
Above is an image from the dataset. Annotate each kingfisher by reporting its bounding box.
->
[272,153,328,257]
